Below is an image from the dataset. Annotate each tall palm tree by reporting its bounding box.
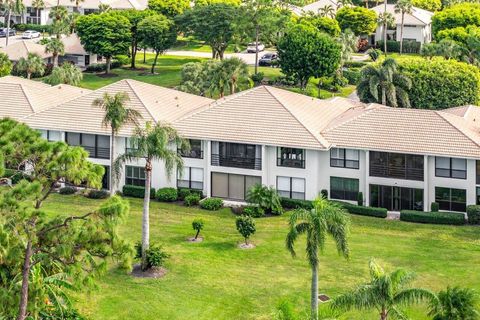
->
[1,0,22,46]
[49,5,70,39]
[337,28,357,66]
[429,286,479,320]
[70,0,84,13]
[47,63,83,85]
[93,92,141,196]
[221,57,249,95]
[114,122,186,271]
[378,11,395,55]
[31,0,45,25]
[357,58,412,108]
[318,5,335,18]
[44,38,64,67]
[332,259,437,320]
[395,0,413,55]
[286,197,350,320]
[337,0,352,9]
[17,53,45,79]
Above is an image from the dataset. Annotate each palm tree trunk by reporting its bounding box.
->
[141,160,152,271]
[17,240,33,320]
[311,263,319,320]
[381,88,386,105]
[383,1,387,56]
[400,14,404,55]
[53,53,58,67]
[27,72,32,80]
[36,8,39,25]
[380,309,388,320]
[254,24,259,75]
[6,10,11,47]
[109,128,115,195]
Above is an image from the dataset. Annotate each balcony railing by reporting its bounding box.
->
[178,149,203,159]
[277,158,305,169]
[211,154,262,170]
[370,164,424,181]
[83,146,110,159]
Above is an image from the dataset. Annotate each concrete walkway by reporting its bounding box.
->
[165,50,276,66]
[386,211,401,220]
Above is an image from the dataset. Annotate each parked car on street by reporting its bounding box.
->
[247,42,265,53]
[0,28,16,37]
[259,53,278,67]
[22,30,41,39]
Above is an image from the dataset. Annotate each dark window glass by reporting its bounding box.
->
[330,177,359,201]
[125,166,146,187]
[435,187,466,212]
[66,132,80,146]
[211,172,261,200]
[179,139,203,159]
[277,176,305,200]
[370,151,423,181]
[177,167,204,190]
[213,142,261,170]
[277,147,305,168]
[330,148,359,169]
[370,184,423,211]
[435,157,467,179]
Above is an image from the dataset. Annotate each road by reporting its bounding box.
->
[0,34,42,48]
[165,50,277,65]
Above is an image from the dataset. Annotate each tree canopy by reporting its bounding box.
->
[432,3,480,38]
[147,0,190,16]
[300,15,341,37]
[412,0,441,12]
[0,52,12,77]
[336,6,377,36]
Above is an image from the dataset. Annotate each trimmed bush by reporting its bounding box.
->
[178,188,203,200]
[467,205,480,224]
[192,219,204,239]
[343,68,361,85]
[357,192,363,206]
[280,198,314,210]
[343,61,368,68]
[86,189,109,199]
[243,205,265,218]
[184,194,200,207]
[246,184,283,215]
[85,61,122,73]
[400,210,466,225]
[59,186,77,195]
[14,23,53,33]
[332,201,388,218]
[156,187,178,202]
[376,40,421,54]
[236,215,256,245]
[200,198,223,211]
[431,202,440,212]
[135,243,169,269]
[122,185,156,199]
[320,189,328,199]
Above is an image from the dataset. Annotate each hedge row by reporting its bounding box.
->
[376,40,422,54]
[13,23,53,33]
[466,205,480,224]
[400,210,466,225]
[122,185,156,199]
[281,198,387,218]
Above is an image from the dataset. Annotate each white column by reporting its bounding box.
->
[261,145,267,185]
[364,150,370,206]
[423,155,429,212]
[205,140,212,197]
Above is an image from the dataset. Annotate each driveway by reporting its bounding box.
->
[0,34,41,48]
[165,49,276,65]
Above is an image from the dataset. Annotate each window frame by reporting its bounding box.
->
[435,187,467,212]
[125,165,146,187]
[277,147,306,169]
[276,176,306,200]
[435,157,467,180]
[330,148,359,169]
[330,176,360,201]
[65,132,110,159]
[177,166,204,190]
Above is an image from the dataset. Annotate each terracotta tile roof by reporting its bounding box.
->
[371,4,433,26]
[0,41,52,61]
[23,79,213,136]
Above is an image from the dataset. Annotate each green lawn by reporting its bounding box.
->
[41,194,480,320]
[171,36,242,54]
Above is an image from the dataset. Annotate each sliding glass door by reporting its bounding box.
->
[370,184,423,211]
[211,172,261,201]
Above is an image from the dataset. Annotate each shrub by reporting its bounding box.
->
[156,187,178,202]
[59,186,77,195]
[320,189,328,199]
[399,58,480,109]
[336,6,377,36]
[251,72,264,84]
[85,60,122,73]
[333,201,388,218]
[135,243,169,269]
[122,185,156,199]
[13,23,53,33]
[466,205,480,224]
[235,215,256,245]
[367,48,381,61]
[431,202,440,212]
[243,205,265,218]
[343,68,361,85]
[376,40,421,54]
[400,210,466,225]
[200,198,223,211]
[432,3,480,37]
[343,61,368,68]
[192,219,204,239]
[184,193,200,207]
[246,184,283,215]
[86,189,109,199]
[178,188,203,200]
[357,192,363,206]
[114,54,130,66]
[280,198,314,210]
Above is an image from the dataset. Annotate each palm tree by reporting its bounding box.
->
[70,0,84,13]
[114,122,186,271]
[286,196,350,320]
[47,63,83,85]
[337,0,352,8]
[93,92,141,196]
[338,28,357,66]
[44,38,65,67]
[31,0,45,25]
[318,5,335,18]
[378,11,395,55]
[357,58,412,108]
[1,0,22,46]
[332,259,437,320]
[49,5,70,39]
[429,286,479,320]
[17,53,45,79]
[221,57,249,95]
[395,0,413,55]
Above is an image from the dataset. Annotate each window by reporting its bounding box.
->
[125,166,146,187]
[330,148,359,169]
[211,172,261,200]
[65,132,110,159]
[330,177,359,201]
[477,161,480,184]
[212,142,261,170]
[277,176,305,200]
[177,167,204,190]
[435,157,467,179]
[369,151,424,181]
[435,187,467,212]
[39,130,62,142]
[277,148,305,168]
[477,187,480,205]
[178,139,203,159]
[370,185,423,211]
[102,166,110,190]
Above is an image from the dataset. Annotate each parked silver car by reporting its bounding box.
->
[0,28,16,37]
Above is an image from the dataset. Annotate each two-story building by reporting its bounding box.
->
[1,76,480,214]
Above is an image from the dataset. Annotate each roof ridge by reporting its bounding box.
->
[124,79,158,123]
[322,104,378,134]
[264,86,329,149]
[18,84,36,114]
[436,110,480,149]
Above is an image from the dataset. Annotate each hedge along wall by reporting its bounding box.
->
[398,58,480,110]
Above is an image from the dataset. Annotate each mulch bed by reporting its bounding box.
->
[187,236,204,243]
[238,243,255,250]
[96,73,119,78]
[131,264,167,279]
[318,294,330,302]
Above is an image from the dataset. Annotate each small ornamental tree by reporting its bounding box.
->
[336,6,377,36]
[46,63,83,86]
[138,14,177,74]
[148,0,190,17]
[76,13,131,74]
[0,52,13,76]
[192,219,204,240]
[235,215,256,245]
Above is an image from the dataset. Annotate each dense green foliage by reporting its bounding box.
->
[399,58,480,109]
[336,6,377,36]
[16,53,45,79]
[147,0,190,16]
[340,202,388,218]
[13,23,53,33]
[191,219,204,239]
[235,215,256,244]
[76,13,131,73]
[135,243,169,268]
[177,188,203,200]
[123,185,156,199]
[400,210,466,225]
[300,15,341,37]
[431,202,440,212]
[277,24,341,88]
[200,198,224,211]
[246,184,283,215]
[432,3,480,38]
[86,189,110,199]
[59,186,77,195]
[46,63,83,86]
[156,187,179,202]
[0,52,12,77]
[184,193,201,206]
[466,205,480,224]
[429,286,480,320]
[376,40,422,54]
[242,205,265,218]
[280,197,314,210]
[412,0,441,12]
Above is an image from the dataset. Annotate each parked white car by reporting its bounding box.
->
[247,42,265,53]
[22,30,41,39]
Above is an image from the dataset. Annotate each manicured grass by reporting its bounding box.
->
[172,36,241,54]
[42,194,480,320]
